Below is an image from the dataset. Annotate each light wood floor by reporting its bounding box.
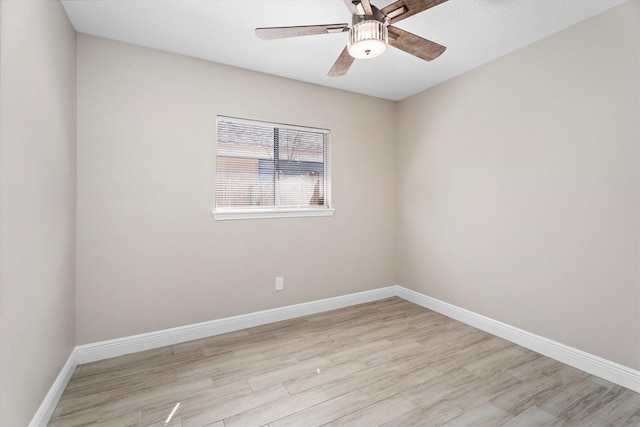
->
[49,298,639,426]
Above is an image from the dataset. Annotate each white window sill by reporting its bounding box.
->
[213,207,335,221]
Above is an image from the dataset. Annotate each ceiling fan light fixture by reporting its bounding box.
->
[347,20,387,59]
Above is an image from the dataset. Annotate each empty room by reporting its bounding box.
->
[0,0,638,425]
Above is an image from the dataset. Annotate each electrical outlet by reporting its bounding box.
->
[275,276,284,291]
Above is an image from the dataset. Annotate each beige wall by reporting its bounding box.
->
[0,1,77,425]
[396,1,639,370]
[75,35,397,344]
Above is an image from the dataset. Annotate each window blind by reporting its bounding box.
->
[216,116,330,212]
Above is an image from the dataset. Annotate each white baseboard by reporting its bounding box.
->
[395,285,640,393]
[36,284,639,425]
[76,286,397,364]
[29,350,77,427]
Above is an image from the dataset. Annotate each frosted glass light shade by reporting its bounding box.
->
[348,20,387,59]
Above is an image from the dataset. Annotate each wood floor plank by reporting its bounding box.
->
[464,346,530,378]
[97,377,214,421]
[359,340,424,367]
[320,362,401,399]
[268,390,372,427]
[223,388,328,427]
[324,339,394,365]
[322,395,417,426]
[447,372,524,412]
[401,368,483,408]
[171,379,253,416]
[538,379,610,421]
[247,356,333,391]
[283,360,368,394]
[500,406,559,427]
[180,384,290,427]
[441,402,509,426]
[490,374,563,415]
[360,363,441,403]
[380,400,465,427]
[564,386,640,426]
[48,298,640,427]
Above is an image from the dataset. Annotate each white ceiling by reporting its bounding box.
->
[61,0,627,101]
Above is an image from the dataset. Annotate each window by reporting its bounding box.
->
[214,116,334,220]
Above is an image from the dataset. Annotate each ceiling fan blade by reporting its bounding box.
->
[382,0,448,24]
[343,0,373,16]
[256,23,349,40]
[328,47,355,77]
[387,26,445,61]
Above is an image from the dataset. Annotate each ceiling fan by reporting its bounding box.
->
[255,0,448,77]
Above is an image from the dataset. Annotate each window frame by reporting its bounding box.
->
[213,116,335,221]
